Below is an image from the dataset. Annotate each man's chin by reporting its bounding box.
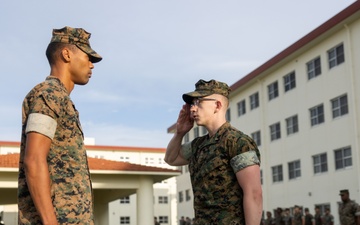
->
[76,80,90,86]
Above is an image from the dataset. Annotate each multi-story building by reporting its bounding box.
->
[0,140,179,225]
[169,2,360,224]
[84,139,178,225]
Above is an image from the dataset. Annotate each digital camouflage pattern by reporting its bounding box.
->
[182,79,231,104]
[50,26,102,63]
[292,212,303,225]
[314,212,322,225]
[322,213,334,225]
[339,200,360,225]
[183,122,260,225]
[18,76,94,224]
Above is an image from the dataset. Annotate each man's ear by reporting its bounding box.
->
[214,100,222,113]
[61,48,71,62]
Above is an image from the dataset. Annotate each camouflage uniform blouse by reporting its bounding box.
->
[18,76,94,224]
[292,213,303,225]
[339,200,360,225]
[182,122,261,225]
[322,214,334,225]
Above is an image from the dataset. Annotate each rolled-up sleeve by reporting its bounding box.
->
[230,150,260,173]
[26,113,57,139]
[181,142,193,160]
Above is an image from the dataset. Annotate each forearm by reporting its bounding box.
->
[24,158,57,224]
[243,189,263,225]
[164,133,185,165]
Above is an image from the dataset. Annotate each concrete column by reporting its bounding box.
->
[137,176,154,225]
[94,202,109,225]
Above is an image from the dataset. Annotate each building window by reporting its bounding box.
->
[120,196,130,204]
[226,108,231,122]
[283,71,296,92]
[315,204,331,215]
[268,81,279,101]
[186,189,191,201]
[194,127,199,138]
[145,157,155,165]
[307,57,321,80]
[120,216,130,224]
[288,160,301,180]
[313,153,328,174]
[250,92,259,110]
[328,43,344,69]
[269,122,281,141]
[179,191,184,203]
[286,115,299,135]
[159,216,169,224]
[251,130,261,146]
[158,196,168,204]
[184,165,189,173]
[272,165,283,183]
[310,104,324,126]
[119,156,130,162]
[237,99,246,117]
[331,94,348,118]
[201,126,207,135]
[184,133,190,142]
[334,146,352,170]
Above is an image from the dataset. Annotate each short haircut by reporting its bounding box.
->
[45,42,78,65]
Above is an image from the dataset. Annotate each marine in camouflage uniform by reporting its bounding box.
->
[18,26,102,224]
[292,206,304,225]
[183,122,260,224]
[165,79,262,225]
[322,208,334,225]
[338,190,360,225]
[304,208,314,225]
[314,206,323,225]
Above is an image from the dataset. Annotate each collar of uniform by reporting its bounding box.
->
[208,122,231,142]
[45,76,69,94]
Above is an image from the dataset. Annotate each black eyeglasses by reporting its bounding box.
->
[190,98,217,107]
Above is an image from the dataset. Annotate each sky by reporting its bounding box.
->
[0,0,356,148]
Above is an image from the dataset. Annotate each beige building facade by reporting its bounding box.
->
[171,2,360,224]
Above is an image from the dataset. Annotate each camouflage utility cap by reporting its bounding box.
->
[182,79,231,104]
[339,189,349,195]
[50,26,102,63]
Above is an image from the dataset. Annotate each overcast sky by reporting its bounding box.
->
[0,0,355,148]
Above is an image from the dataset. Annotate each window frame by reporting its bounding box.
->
[159,216,169,224]
[283,71,296,92]
[268,81,279,101]
[331,94,348,119]
[158,196,168,204]
[250,92,259,110]
[313,153,328,174]
[120,216,130,224]
[251,130,261,146]
[237,99,246,117]
[193,127,199,138]
[270,122,281,141]
[120,196,130,204]
[307,56,322,80]
[286,115,299,135]
[334,146,352,170]
[328,43,344,69]
[288,160,301,180]
[310,104,325,126]
[272,165,283,183]
[178,191,184,203]
[226,108,231,122]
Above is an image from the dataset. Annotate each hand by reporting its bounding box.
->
[176,104,194,135]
